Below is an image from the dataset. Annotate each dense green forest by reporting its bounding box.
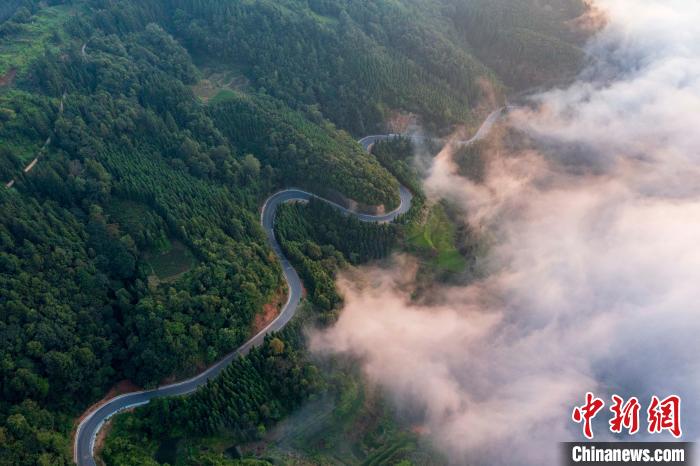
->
[99,188,407,465]
[102,320,321,466]
[103,335,441,465]
[453,0,587,88]
[0,0,587,464]
[275,198,399,319]
[98,131,442,466]
[209,96,399,210]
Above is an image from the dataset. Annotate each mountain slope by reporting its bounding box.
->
[0,1,587,464]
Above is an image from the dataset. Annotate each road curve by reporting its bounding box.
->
[74,108,503,465]
[357,106,506,152]
[74,157,412,466]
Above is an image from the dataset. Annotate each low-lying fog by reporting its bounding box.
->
[310,1,700,464]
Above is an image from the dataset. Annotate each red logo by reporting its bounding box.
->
[572,392,605,439]
[572,393,682,439]
[609,395,640,435]
[647,395,682,438]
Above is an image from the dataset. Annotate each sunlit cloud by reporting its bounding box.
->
[311,1,700,464]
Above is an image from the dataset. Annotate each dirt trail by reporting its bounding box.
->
[23,158,39,173]
[5,95,64,187]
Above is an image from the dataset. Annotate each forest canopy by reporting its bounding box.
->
[0,0,586,464]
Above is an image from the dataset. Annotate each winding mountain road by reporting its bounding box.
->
[73,108,503,466]
[357,106,505,152]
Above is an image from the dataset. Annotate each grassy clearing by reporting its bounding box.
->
[145,240,196,281]
[406,203,467,273]
[209,88,238,104]
[0,4,74,77]
[105,199,197,282]
[192,67,249,103]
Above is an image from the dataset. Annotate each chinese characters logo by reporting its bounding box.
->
[572,392,682,439]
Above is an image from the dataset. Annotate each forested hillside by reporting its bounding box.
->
[452,0,588,88]
[0,0,587,464]
[209,96,399,210]
[66,0,586,133]
[94,0,484,134]
[100,192,407,466]
[102,321,321,466]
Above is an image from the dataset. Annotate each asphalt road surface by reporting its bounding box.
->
[74,152,412,466]
[74,108,504,465]
[357,106,505,151]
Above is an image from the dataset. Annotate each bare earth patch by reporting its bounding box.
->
[158,286,289,386]
[0,68,16,87]
[251,288,287,336]
[387,110,418,134]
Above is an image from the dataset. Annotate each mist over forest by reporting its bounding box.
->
[313,1,700,464]
[1,1,693,465]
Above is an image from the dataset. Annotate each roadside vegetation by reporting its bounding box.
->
[209,94,400,210]
[0,89,56,171]
[0,3,73,78]
[102,316,321,466]
[0,0,588,464]
[102,329,443,466]
[454,140,488,183]
[100,137,416,464]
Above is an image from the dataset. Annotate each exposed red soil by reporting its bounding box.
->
[251,288,286,335]
[74,380,141,425]
[0,68,16,87]
[71,286,291,457]
[387,111,417,134]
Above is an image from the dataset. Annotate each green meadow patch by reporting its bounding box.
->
[407,202,467,273]
[0,4,74,77]
[209,88,238,105]
[191,66,249,103]
[144,240,196,282]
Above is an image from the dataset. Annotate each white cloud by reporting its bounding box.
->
[311,1,700,464]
